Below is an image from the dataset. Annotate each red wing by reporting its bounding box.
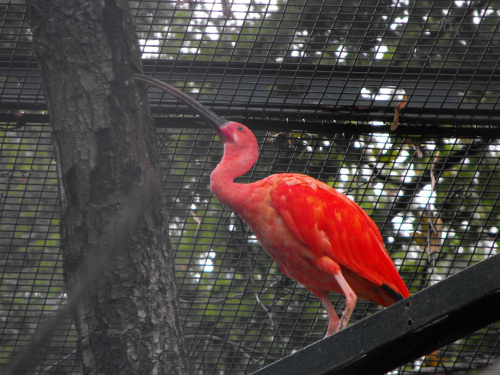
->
[270,175,409,299]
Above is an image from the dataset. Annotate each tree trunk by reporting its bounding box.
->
[26,1,191,374]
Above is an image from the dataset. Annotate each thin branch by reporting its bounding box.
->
[237,215,257,286]
[254,292,286,357]
[35,349,78,374]
[184,334,277,361]
[388,139,490,221]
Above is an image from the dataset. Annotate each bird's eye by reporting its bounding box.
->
[237,126,244,131]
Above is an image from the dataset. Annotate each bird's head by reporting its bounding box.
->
[212,121,257,150]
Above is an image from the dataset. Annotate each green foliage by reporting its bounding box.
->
[133,0,500,70]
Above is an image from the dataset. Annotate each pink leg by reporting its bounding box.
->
[320,291,339,337]
[333,272,357,331]
[313,256,358,335]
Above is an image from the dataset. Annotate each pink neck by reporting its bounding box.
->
[210,142,258,212]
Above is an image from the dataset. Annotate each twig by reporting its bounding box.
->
[236,215,257,286]
[206,276,295,304]
[388,139,490,222]
[426,212,437,284]
[184,334,277,361]
[220,0,235,18]
[254,292,276,330]
[254,292,286,357]
[35,349,78,374]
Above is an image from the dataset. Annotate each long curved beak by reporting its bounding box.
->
[134,74,228,139]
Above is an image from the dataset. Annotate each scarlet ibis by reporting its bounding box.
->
[134,74,410,336]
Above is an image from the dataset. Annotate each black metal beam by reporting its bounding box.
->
[2,112,500,138]
[1,57,500,125]
[252,254,500,375]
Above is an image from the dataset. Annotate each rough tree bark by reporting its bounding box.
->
[26,1,191,374]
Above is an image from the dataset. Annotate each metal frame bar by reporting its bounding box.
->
[2,57,500,125]
[253,254,500,375]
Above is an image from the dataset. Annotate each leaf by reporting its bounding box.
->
[422,351,441,368]
[404,137,423,158]
[412,231,428,247]
[390,95,408,131]
[411,215,444,256]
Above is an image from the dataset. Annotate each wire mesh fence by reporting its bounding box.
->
[1,0,500,374]
[165,126,500,374]
[2,121,498,374]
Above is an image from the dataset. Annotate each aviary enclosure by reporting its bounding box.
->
[1,0,499,373]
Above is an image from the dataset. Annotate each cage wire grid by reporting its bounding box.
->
[1,0,500,374]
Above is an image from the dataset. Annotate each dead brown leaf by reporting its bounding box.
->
[412,215,443,256]
[390,95,408,131]
[404,137,423,158]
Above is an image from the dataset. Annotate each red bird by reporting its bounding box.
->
[134,75,410,337]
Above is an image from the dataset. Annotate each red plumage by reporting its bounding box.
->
[268,174,409,306]
[134,75,410,337]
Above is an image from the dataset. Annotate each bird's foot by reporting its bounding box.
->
[337,315,349,331]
